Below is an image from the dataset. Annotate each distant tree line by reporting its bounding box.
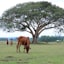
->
[0,37,17,41]
[0,36,64,44]
[0,38,7,41]
[38,36,64,42]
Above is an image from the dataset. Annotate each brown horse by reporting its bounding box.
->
[6,39,9,45]
[16,36,31,53]
[10,39,13,45]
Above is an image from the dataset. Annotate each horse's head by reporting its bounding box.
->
[25,45,30,53]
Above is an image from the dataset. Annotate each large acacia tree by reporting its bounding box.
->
[1,2,64,43]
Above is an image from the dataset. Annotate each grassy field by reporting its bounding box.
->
[0,42,64,64]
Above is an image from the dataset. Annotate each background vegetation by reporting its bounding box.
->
[0,36,64,43]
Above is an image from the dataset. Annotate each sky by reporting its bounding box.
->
[0,0,64,38]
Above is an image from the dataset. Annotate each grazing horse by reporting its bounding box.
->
[16,36,31,53]
[6,39,9,45]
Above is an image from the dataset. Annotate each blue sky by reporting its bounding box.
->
[0,0,64,38]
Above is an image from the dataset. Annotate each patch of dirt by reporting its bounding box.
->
[0,59,8,62]
[0,56,16,62]
[17,59,29,64]
[17,61,28,64]
[5,56,14,58]
[18,59,22,61]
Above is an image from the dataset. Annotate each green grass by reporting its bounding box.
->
[0,42,64,64]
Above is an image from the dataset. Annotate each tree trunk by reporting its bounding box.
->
[32,34,39,44]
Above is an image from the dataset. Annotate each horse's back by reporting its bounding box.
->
[18,36,30,45]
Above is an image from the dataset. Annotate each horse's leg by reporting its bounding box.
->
[23,45,26,53]
[19,45,21,52]
[16,44,19,52]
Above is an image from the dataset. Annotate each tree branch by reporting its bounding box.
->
[23,21,35,35]
[38,26,58,35]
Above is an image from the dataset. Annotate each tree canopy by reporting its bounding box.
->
[0,1,64,43]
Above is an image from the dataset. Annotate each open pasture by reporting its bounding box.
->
[0,41,64,64]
